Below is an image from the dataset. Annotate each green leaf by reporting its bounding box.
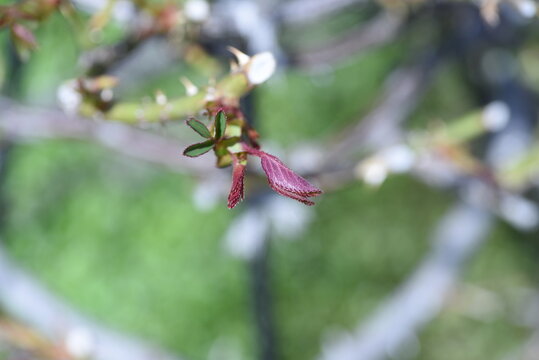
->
[186,118,212,138]
[215,111,227,139]
[183,139,215,157]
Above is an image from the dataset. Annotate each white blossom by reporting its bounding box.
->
[355,157,388,186]
[246,52,276,85]
[482,101,510,131]
[184,0,210,22]
[57,80,82,115]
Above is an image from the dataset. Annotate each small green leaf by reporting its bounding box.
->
[186,118,212,138]
[215,111,227,139]
[183,139,215,157]
[220,136,241,148]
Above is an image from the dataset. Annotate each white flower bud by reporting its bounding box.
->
[227,48,276,85]
[482,100,510,131]
[155,90,167,105]
[380,144,416,173]
[515,0,537,18]
[246,52,276,85]
[57,80,82,115]
[180,77,199,96]
[100,88,114,102]
[499,194,539,230]
[355,157,388,186]
[184,0,210,22]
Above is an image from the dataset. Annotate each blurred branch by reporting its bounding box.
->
[323,53,437,164]
[293,13,403,69]
[0,98,217,177]
[319,201,494,360]
[304,53,439,192]
[0,244,183,360]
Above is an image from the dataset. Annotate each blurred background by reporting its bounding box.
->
[1,0,539,359]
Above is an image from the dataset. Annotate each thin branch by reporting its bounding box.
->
[0,99,217,177]
[301,52,440,188]
[293,13,403,69]
[323,58,435,164]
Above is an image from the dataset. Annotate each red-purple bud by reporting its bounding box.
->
[243,144,322,206]
[227,156,246,209]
